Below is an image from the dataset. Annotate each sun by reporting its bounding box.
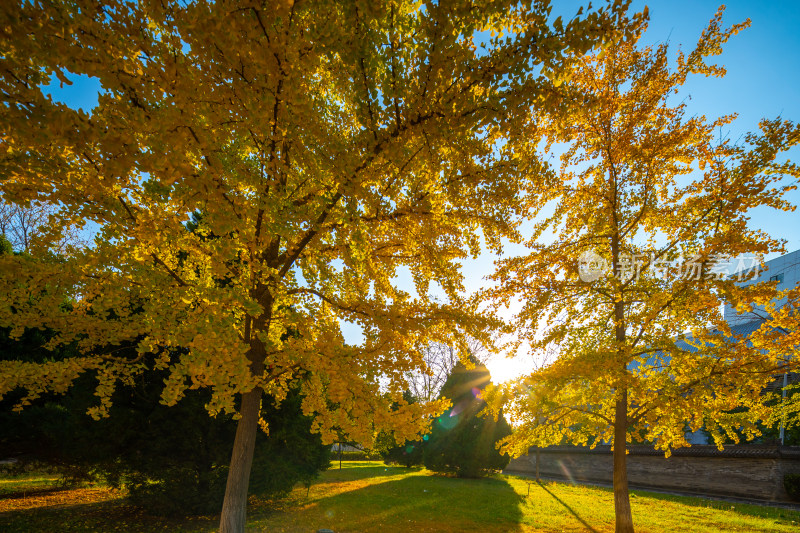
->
[486,352,532,384]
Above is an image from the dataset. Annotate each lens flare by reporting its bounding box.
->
[437,412,459,430]
[557,459,575,484]
[450,399,470,417]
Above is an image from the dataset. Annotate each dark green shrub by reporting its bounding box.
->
[785,474,800,501]
[0,346,329,516]
[0,219,330,515]
[382,439,424,467]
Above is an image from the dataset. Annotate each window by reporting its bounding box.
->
[769,273,784,284]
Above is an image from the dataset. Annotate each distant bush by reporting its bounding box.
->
[332,450,382,462]
[785,474,800,501]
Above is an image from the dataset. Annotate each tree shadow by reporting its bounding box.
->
[0,486,72,500]
[628,488,800,522]
[303,472,526,531]
[536,481,599,532]
[0,497,217,532]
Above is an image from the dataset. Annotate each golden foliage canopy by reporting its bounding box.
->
[0,0,627,445]
[485,8,800,456]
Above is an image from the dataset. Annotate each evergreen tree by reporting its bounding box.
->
[423,359,511,477]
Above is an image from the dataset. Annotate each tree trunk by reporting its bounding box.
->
[219,386,263,533]
[613,389,634,533]
[609,224,633,532]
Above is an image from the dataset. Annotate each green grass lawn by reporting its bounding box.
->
[1,461,798,532]
[0,472,61,497]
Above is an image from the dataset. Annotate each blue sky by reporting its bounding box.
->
[621,0,800,254]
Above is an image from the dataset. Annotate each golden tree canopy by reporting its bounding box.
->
[0,0,630,446]
[486,7,800,456]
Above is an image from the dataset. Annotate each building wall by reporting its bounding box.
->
[506,445,800,503]
[724,249,800,325]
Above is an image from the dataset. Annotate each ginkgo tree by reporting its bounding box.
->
[485,7,800,533]
[0,1,632,531]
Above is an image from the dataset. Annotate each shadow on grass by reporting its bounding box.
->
[536,481,598,532]
[0,486,73,500]
[629,488,800,522]
[301,471,526,532]
[0,497,217,533]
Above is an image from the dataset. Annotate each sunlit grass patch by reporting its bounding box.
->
[0,472,61,496]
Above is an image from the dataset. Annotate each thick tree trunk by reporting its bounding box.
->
[613,389,634,533]
[219,386,263,533]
